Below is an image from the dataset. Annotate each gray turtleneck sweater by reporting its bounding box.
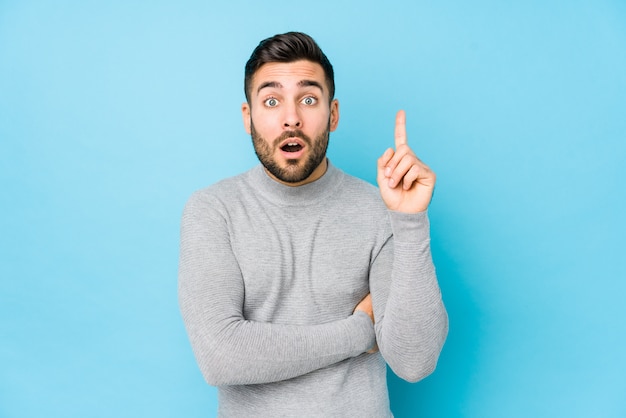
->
[178,161,448,417]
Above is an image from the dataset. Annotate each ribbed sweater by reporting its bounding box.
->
[178,161,448,417]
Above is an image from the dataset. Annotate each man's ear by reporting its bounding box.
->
[242,102,251,134]
[329,99,340,132]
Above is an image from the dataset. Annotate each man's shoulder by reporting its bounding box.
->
[339,171,378,193]
[337,170,384,204]
[184,167,256,209]
[331,170,389,222]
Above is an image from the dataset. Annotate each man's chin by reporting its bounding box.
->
[278,167,309,184]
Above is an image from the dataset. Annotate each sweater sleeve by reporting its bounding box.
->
[178,192,376,386]
[369,210,448,382]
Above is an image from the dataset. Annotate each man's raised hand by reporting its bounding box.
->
[377,110,436,213]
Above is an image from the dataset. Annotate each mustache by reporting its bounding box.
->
[273,130,312,147]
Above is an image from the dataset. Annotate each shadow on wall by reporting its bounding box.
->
[387,234,481,417]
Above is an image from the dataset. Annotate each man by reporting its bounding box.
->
[179,32,448,417]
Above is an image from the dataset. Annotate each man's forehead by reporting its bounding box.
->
[252,60,326,90]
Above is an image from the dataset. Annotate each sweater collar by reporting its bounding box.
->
[248,159,344,206]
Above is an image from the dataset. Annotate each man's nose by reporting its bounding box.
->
[283,104,302,128]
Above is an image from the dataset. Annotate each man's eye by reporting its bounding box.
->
[264,98,279,107]
[302,96,317,105]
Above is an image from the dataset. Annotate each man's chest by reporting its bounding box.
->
[229,210,374,323]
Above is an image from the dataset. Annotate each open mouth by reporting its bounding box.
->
[281,142,303,153]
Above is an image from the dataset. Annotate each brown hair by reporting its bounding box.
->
[244,32,335,103]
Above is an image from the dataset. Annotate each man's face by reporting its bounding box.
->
[242,60,339,186]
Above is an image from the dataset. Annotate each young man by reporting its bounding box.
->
[179,32,448,417]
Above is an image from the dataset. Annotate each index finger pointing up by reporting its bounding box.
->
[394,109,407,148]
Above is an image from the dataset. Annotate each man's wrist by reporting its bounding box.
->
[350,311,376,354]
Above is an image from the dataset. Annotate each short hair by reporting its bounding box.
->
[244,32,335,103]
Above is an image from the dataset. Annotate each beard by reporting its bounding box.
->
[251,121,330,184]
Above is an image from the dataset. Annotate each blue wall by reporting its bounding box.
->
[1,1,625,417]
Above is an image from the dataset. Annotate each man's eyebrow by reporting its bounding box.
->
[256,80,324,94]
[257,81,282,94]
[298,80,324,92]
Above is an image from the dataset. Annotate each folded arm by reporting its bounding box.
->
[178,193,375,386]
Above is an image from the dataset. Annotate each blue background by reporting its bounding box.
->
[1,1,625,417]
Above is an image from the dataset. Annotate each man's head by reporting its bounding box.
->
[244,32,335,104]
[242,33,339,187]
